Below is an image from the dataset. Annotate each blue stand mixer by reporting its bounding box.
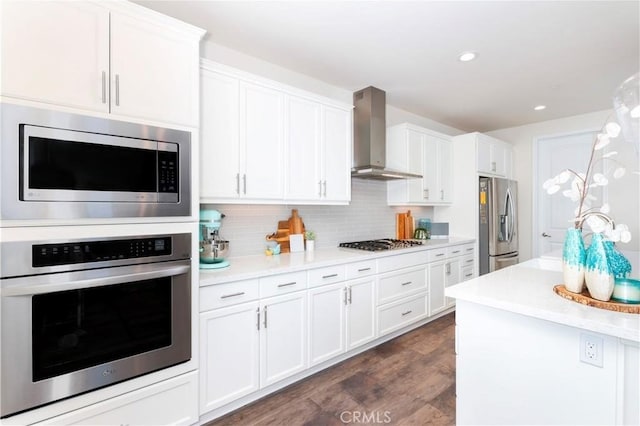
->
[199,209,230,269]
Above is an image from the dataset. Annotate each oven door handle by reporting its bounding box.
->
[1,263,191,297]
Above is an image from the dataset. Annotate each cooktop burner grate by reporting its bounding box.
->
[338,239,423,251]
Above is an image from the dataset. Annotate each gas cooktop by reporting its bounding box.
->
[338,239,424,251]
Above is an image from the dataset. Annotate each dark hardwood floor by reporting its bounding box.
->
[207,313,456,425]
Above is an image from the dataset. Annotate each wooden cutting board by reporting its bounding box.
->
[553,285,640,314]
[396,213,406,239]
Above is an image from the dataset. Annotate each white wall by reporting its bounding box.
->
[488,110,640,260]
[203,179,433,257]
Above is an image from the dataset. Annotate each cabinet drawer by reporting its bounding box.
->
[200,279,260,312]
[378,267,426,305]
[377,251,426,273]
[462,243,475,256]
[345,260,377,279]
[378,292,428,336]
[308,265,346,288]
[461,255,475,269]
[427,248,448,262]
[461,265,475,281]
[447,245,465,257]
[260,271,307,298]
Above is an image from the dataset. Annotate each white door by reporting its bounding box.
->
[346,278,377,350]
[199,302,260,413]
[1,1,109,112]
[307,283,345,366]
[536,130,600,256]
[260,292,307,387]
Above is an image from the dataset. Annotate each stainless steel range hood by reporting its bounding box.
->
[352,86,422,180]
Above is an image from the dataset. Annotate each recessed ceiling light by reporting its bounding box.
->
[534,105,547,111]
[458,51,476,62]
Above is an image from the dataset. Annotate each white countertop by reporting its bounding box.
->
[446,257,640,342]
[200,237,474,286]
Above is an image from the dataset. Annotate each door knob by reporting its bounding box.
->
[542,232,551,238]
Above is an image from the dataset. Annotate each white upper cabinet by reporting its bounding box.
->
[1,1,204,126]
[387,123,452,205]
[476,133,513,178]
[284,96,352,203]
[241,82,285,200]
[285,96,322,200]
[200,60,352,204]
[109,11,201,126]
[1,1,110,112]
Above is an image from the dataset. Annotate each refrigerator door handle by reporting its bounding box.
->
[505,188,515,242]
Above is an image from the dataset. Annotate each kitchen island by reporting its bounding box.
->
[446,257,640,425]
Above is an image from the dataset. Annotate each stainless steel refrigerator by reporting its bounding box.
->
[479,177,519,275]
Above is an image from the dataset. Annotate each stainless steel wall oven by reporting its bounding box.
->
[0,233,192,418]
[0,103,191,221]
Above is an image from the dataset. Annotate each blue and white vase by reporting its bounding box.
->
[603,240,632,279]
[585,233,615,301]
[562,228,586,293]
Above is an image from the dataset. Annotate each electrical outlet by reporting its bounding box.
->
[580,333,604,367]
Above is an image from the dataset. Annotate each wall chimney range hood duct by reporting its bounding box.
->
[352,86,422,180]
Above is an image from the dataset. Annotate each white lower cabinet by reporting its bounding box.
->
[199,242,474,419]
[429,244,475,315]
[38,372,198,426]
[200,301,260,413]
[199,279,307,414]
[260,291,307,387]
[308,277,376,367]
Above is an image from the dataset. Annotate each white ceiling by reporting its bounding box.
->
[135,1,639,132]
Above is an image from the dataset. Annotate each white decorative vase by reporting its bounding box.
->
[306,240,315,252]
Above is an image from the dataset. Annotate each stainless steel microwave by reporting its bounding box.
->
[0,103,191,220]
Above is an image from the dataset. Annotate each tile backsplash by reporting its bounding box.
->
[202,179,433,257]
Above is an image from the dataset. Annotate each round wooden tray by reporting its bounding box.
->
[553,285,640,314]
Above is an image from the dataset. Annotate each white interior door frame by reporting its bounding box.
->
[532,127,603,258]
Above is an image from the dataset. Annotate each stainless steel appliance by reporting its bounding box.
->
[0,103,191,220]
[339,239,424,251]
[199,208,230,269]
[351,87,422,180]
[479,177,519,274]
[0,233,192,418]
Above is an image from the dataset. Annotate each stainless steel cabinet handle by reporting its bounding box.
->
[465,273,473,278]
[236,173,240,195]
[322,274,338,279]
[466,259,473,264]
[323,180,327,197]
[451,250,461,254]
[220,291,245,299]
[318,180,323,197]
[358,267,371,272]
[343,287,348,305]
[101,71,106,104]
[542,232,551,238]
[263,306,268,328]
[436,253,445,257]
[115,74,120,106]
[401,310,412,316]
[256,307,260,330]
[401,281,412,286]
[491,161,496,172]
[243,174,247,194]
[277,281,296,288]
[466,247,474,252]
[446,263,451,274]
[348,286,352,304]
[424,188,430,199]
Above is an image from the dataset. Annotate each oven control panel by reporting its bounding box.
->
[32,237,172,267]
